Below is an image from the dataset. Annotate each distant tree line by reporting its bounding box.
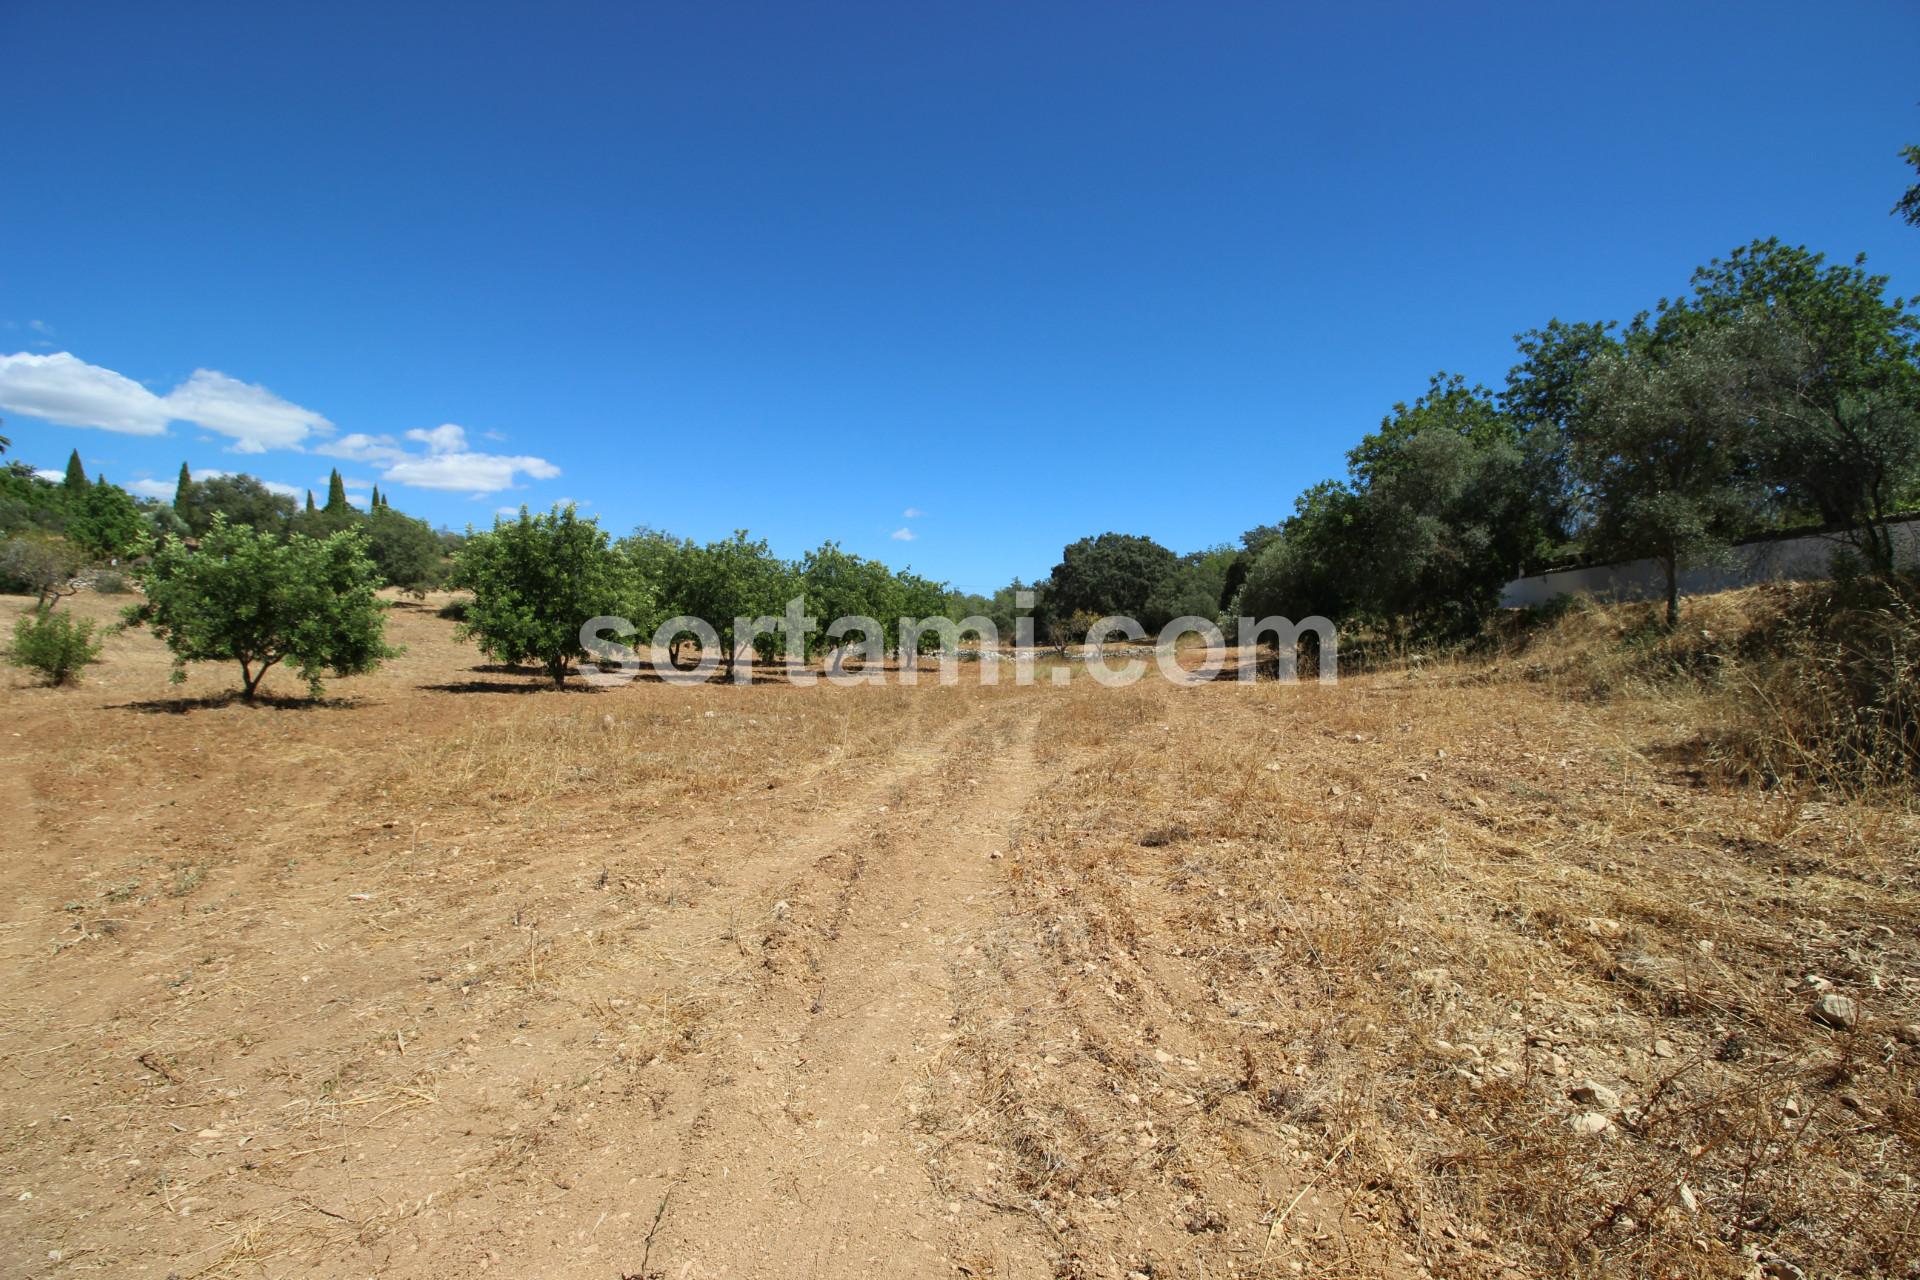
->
[451,508,954,686]
[968,235,1920,640]
[0,453,456,601]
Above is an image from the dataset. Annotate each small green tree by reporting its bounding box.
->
[8,608,104,686]
[69,480,149,561]
[130,517,396,700]
[173,462,193,511]
[451,505,640,687]
[63,449,87,490]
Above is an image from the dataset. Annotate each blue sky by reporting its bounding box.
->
[2,2,1915,594]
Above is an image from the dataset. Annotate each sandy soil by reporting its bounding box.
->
[1,591,1915,1279]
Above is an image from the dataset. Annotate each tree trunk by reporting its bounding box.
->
[1663,555,1680,630]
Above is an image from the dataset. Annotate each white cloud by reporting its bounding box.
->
[890,527,916,542]
[316,432,408,465]
[1,350,554,498]
[0,352,170,434]
[383,449,560,494]
[405,423,467,453]
[322,422,557,497]
[163,369,332,453]
[33,468,63,483]
[495,505,521,518]
[481,429,507,443]
[29,320,53,336]
[903,507,926,519]
[127,477,176,499]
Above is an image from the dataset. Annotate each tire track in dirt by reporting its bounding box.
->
[637,695,1057,1279]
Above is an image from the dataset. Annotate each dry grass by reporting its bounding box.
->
[924,650,1920,1277]
[1507,581,1920,800]
[5,587,1918,1278]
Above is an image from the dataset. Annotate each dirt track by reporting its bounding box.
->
[3,592,1917,1279]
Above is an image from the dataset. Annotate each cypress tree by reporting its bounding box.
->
[64,449,87,489]
[370,484,382,510]
[305,489,317,513]
[325,468,349,514]
[173,462,192,510]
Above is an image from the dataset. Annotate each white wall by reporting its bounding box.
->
[1499,517,1920,609]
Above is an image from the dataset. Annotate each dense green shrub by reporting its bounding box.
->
[8,608,104,685]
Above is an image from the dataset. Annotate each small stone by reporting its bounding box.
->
[1651,1038,1676,1059]
[1810,993,1858,1030]
[1571,1080,1621,1112]
[1571,1111,1612,1135]
[1894,1023,1920,1046]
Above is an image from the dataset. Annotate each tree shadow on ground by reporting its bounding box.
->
[420,679,605,695]
[110,691,367,715]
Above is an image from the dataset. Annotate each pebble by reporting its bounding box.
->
[1810,993,1858,1030]
[1571,1080,1621,1112]
[1652,1038,1676,1059]
[1571,1111,1612,1135]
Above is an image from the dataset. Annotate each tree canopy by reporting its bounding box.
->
[130,517,397,700]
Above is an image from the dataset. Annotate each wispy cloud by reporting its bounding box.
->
[0,352,170,434]
[903,507,926,519]
[890,526,916,542]
[385,443,560,494]
[164,369,332,453]
[0,350,556,497]
[405,423,468,453]
[315,432,408,465]
[0,351,331,452]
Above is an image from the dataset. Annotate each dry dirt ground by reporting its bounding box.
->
[2,592,1917,1279]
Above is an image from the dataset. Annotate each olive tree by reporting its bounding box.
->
[1571,327,1766,628]
[130,517,396,699]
